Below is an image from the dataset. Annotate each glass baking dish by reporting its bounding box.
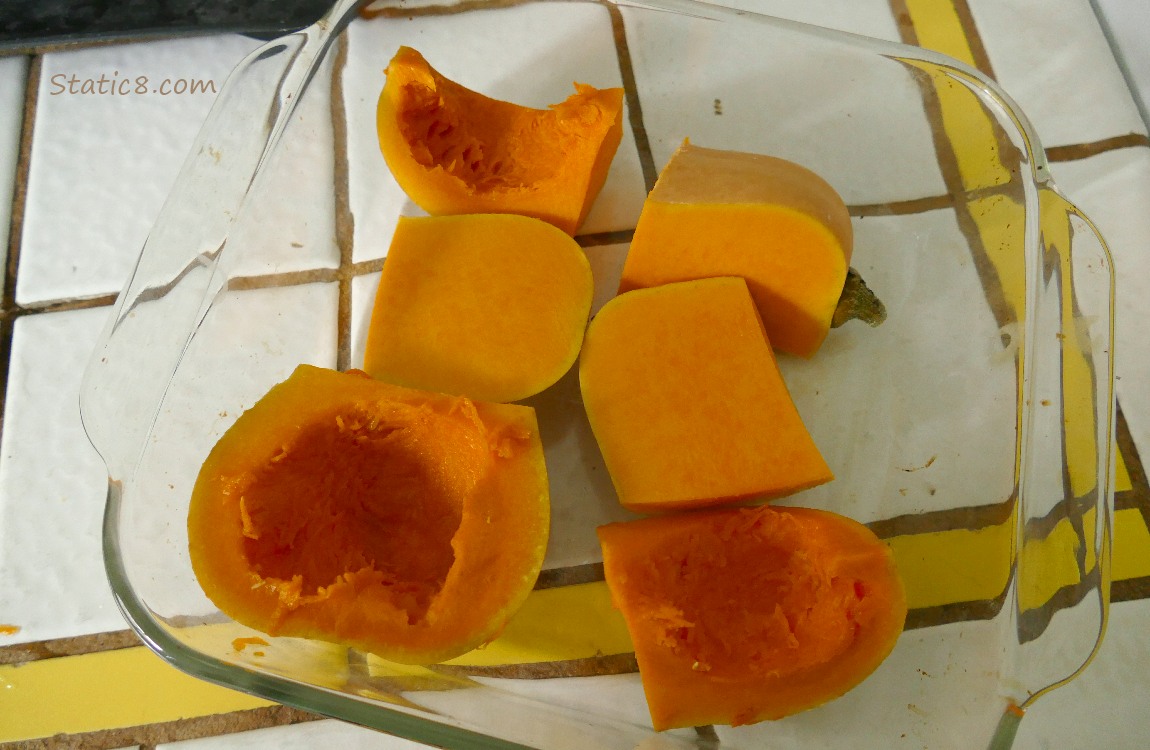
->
[79,0,1117,747]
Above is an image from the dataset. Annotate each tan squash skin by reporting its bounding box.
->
[377,46,624,235]
[619,141,853,357]
[187,365,550,665]
[579,277,832,512]
[598,505,907,730]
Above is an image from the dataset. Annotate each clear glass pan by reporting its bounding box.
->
[79,0,1117,747]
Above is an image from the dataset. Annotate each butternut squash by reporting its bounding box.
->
[187,365,549,665]
[377,46,624,235]
[597,505,906,729]
[363,214,593,403]
[618,141,853,357]
[578,276,832,512]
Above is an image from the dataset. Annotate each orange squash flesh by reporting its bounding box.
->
[363,214,594,404]
[187,365,549,665]
[618,141,853,357]
[597,505,906,730]
[377,46,625,235]
[578,276,832,512]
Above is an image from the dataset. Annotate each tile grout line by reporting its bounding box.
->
[330,30,355,374]
[603,0,658,193]
[948,0,996,79]
[1046,133,1150,161]
[0,628,139,666]
[0,705,320,750]
[0,55,40,423]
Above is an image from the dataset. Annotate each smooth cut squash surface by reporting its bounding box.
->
[579,277,832,512]
[363,214,594,403]
[597,505,907,730]
[618,141,853,358]
[377,46,625,235]
[187,365,549,665]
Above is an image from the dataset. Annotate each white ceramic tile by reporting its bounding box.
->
[1047,148,1150,467]
[18,34,264,305]
[967,0,1147,149]
[157,719,426,749]
[342,3,647,264]
[0,56,28,272]
[1015,598,1150,749]
[213,46,341,279]
[1092,0,1150,128]
[698,0,902,41]
[0,306,122,644]
[619,3,947,206]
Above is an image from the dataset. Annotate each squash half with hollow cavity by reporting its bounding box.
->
[187,365,550,665]
[598,504,906,729]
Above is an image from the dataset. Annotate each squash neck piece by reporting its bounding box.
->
[650,142,853,265]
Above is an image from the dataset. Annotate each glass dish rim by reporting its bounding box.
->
[87,0,1119,748]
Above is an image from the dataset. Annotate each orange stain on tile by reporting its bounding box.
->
[0,625,20,636]
[232,636,270,652]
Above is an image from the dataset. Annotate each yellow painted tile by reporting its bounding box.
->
[1018,510,1091,612]
[917,63,1014,191]
[0,647,272,744]
[885,522,1014,610]
[966,192,1026,320]
[1113,507,1150,582]
[1041,189,1106,500]
[902,0,978,67]
[902,0,1012,190]
[444,581,633,667]
[1115,446,1133,493]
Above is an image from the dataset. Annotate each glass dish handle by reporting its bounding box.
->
[991,184,1117,748]
[78,0,360,480]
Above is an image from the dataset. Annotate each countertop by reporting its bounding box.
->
[1,0,1149,748]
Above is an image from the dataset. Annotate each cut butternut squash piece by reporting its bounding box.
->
[618,141,853,357]
[377,46,625,235]
[578,276,832,512]
[364,214,593,404]
[597,505,907,729]
[188,365,550,665]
